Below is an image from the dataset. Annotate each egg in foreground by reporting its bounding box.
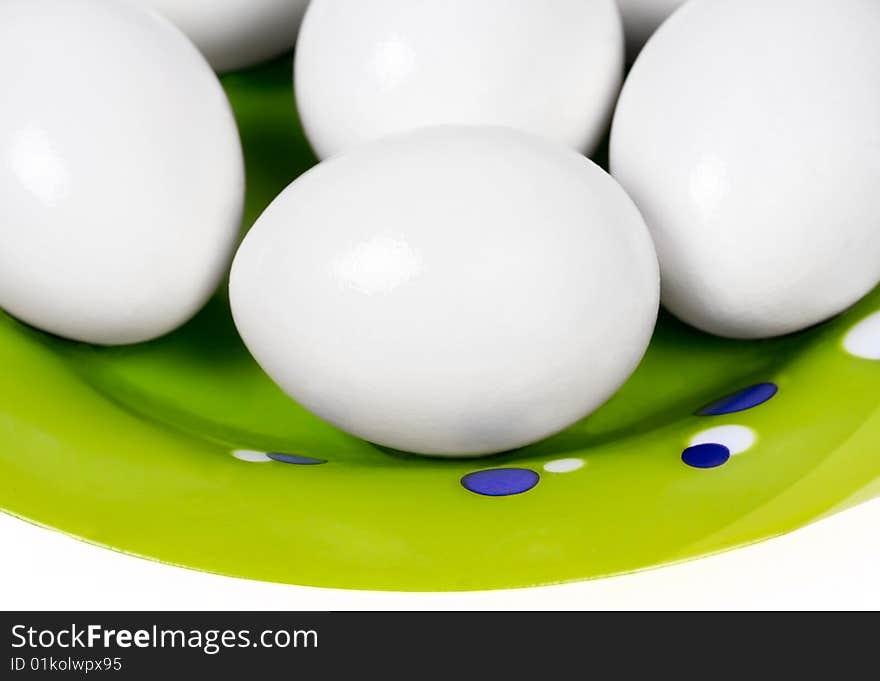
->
[231,127,659,457]
[0,0,244,345]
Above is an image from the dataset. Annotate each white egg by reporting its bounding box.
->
[0,0,244,345]
[134,0,310,73]
[611,0,880,339]
[295,0,624,159]
[616,0,684,57]
[230,127,659,457]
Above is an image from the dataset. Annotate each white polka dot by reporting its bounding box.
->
[543,458,585,473]
[689,425,756,455]
[232,449,272,462]
[844,311,880,360]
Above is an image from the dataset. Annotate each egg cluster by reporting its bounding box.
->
[1,0,878,458]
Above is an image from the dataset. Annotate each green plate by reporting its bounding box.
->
[2,58,879,591]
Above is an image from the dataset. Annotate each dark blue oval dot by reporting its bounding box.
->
[461,468,540,497]
[697,382,778,416]
[268,453,327,465]
[682,443,730,469]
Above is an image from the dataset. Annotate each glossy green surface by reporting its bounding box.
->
[1,59,878,590]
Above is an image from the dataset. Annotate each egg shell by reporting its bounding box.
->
[134,0,310,73]
[230,126,659,457]
[295,0,624,159]
[0,0,244,345]
[611,0,880,339]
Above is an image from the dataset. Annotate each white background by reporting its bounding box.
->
[1,498,878,610]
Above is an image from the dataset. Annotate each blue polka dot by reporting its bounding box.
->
[461,468,539,497]
[682,443,730,469]
[268,453,327,465]
[698,382,778,416]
